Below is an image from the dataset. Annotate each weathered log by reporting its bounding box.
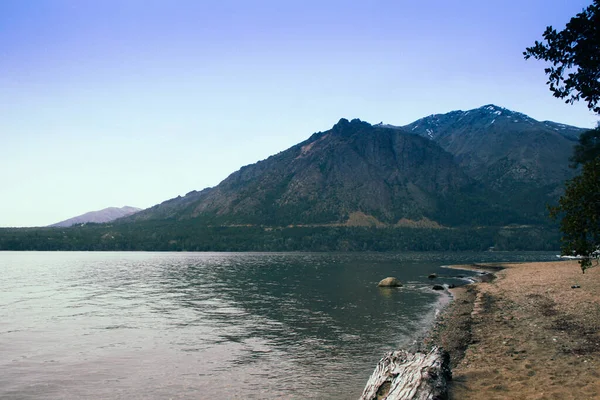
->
[359,347,451,400]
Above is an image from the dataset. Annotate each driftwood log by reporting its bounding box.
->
[359,347,451,400]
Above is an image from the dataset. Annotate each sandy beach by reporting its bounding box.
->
[430,260,600,400]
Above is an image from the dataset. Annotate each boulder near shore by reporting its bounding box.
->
[378,277,402,287]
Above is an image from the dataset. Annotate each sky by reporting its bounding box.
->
[1,0,597,227]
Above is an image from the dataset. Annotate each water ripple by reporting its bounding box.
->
[0,251,558,399]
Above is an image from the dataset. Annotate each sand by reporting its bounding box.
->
[431,260,600,400]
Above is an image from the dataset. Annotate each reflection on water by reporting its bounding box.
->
[0,251,557,399]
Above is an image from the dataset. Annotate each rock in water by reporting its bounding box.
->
[378,277,403,287]
[428,273,437,279]
[432,285,445,291]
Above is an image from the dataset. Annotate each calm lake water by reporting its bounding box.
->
[0,251,558,399]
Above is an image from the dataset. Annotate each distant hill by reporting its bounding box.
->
[50,206,141,227]
[126,105,586,228]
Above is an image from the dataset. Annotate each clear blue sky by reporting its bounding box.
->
[1,0,597,227]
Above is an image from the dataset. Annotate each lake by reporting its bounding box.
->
[0,251,558,399]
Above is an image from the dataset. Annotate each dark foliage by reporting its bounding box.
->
[0,222,560,252]
[571,126,600,167]
[524,1,600,113]
[526,1,600,271]
[550,157,600,272]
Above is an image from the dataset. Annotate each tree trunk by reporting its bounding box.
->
[359,346,451,400]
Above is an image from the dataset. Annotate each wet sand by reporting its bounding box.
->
[431,260,600,400]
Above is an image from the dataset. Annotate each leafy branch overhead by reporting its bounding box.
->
[524,0,600,113]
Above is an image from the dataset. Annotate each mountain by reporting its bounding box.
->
[130,118,478,226]
[127,105,586,228]
[50,206,141,227]
[3,105,586,252]
[399,105,587,219]
[401,105,584,185]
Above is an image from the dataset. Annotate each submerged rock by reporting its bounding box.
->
[432,284,445,291]
[428,273,437,279]
[378,277,402,287]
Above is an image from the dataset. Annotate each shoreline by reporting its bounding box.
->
[427,260,600,399]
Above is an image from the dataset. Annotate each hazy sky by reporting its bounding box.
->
[1,0,597,227]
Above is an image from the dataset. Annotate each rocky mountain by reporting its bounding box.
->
[130,118,478,226]
[3,105,587,252]
[401,105,584,185]
[399,105,586,219]
[127,105,586,228]
[50,206,141,227]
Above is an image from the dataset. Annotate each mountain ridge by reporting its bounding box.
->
[1,104,585,252]
[50,206,141,227]
[128,118,476,226]
[125,104,586,229]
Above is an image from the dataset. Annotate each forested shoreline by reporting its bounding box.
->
[0,222,559,252]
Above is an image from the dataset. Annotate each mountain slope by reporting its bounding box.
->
[3,105,585,252]
[400,105,586,219]
[50,206,141,227]
[129,118,496,226]
[402,105,584,185]
[127,105,586,229]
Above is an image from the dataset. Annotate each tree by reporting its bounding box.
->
[549,158,600,272]
[525,1,600,272]
[571,125,600,167]
[524,1,600,113]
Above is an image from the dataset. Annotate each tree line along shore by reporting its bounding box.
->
[0,223,560,252]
